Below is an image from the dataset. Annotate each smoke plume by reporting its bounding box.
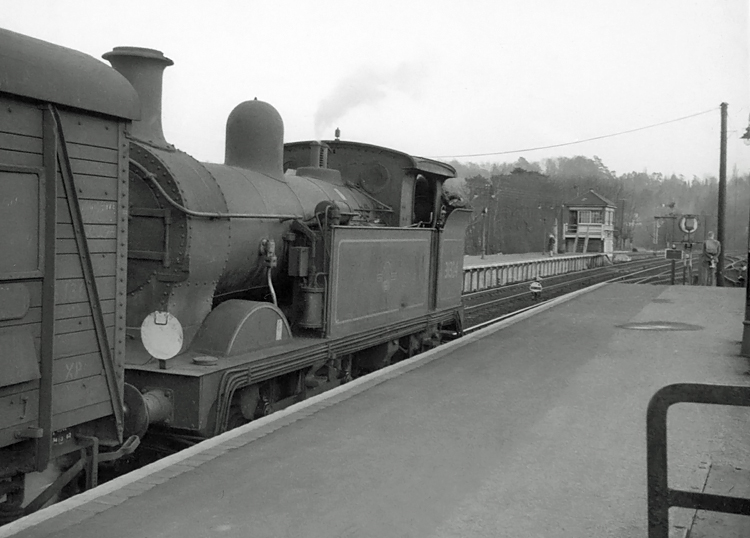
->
[314,62,426,138]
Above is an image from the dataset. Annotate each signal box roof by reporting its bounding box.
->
[566,189,616,208]
[0,28,139,119]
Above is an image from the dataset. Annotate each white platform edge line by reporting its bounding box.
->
[0,281,608,537]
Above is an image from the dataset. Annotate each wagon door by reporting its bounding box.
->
[0,162,47,466]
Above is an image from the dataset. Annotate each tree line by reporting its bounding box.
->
[445,155,749,256]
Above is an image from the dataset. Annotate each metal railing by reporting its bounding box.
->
[646,383,750,538]
[462,253,609,293]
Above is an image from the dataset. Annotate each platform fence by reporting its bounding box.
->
[462,253,609,293]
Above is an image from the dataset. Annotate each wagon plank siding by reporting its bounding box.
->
[55,277,116,304]
[56,253,117,279]
[56,175,118,201]
[65,143,118,165]
[58,112,119,149]
[55,299,115,321]
[58,238,116,255]
[52,353,104,385]
[55,312,115,335]
[0,97,42,137]
[68,159,118,179]
[52,374,111,415]
[52,401,113,432]
[56,198,119,224]
[57,223,117,240]
[55,326,115,359]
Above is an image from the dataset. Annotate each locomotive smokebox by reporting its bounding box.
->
[225,100,284,179]
[103,46,173,148]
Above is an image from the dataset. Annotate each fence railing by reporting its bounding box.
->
[647,383,750,538]
[462,253,609,293]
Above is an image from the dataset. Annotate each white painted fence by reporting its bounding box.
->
[462,254,610,293]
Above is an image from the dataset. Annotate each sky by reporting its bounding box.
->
[3,0,749,179]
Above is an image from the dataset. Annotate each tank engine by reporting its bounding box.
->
[108,47,470,444]
[0,28,471,518]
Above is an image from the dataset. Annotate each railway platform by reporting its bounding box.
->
[3,283,749,538]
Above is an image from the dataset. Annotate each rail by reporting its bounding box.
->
[463,253,610,293]
[646,383,750,538]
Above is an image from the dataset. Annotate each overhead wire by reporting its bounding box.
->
[429,107,719,159]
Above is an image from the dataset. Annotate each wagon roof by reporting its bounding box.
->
[0,27,139,120]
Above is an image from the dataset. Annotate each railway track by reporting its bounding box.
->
[616,254,745,286]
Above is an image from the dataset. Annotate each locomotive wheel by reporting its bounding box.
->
[0,476,23,525]
[255,396,274,418]
[339,357,353,384]
[0,499,23,526]
[226,407,249,431]
[396,335,421,360]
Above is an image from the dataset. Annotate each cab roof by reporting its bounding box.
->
[286,139,456,179]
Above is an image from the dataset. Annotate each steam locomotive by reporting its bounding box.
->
[0,28,470,520]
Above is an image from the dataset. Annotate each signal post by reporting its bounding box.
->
[679,216,698,285]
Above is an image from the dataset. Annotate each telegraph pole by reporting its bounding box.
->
[717,102,728,286]
[482,207,487,259]
[739,112,750,355]
[619,199,626,250]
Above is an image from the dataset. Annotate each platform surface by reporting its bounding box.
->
[4,283,750,538]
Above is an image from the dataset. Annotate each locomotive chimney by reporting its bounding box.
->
[103,47,173,148]
[308,141,328,169]
[225,100,284,178]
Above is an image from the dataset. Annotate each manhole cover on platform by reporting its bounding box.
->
[618,321,703,331]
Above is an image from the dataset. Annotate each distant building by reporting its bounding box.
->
[563,190,616,253]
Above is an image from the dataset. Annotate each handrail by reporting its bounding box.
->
[646,383,750,538]
[130,159,299,220]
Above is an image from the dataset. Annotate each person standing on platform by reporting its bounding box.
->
[700,231,721,286]
[547,234,556,257]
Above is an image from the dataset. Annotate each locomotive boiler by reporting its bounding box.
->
[0,27,471,518]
